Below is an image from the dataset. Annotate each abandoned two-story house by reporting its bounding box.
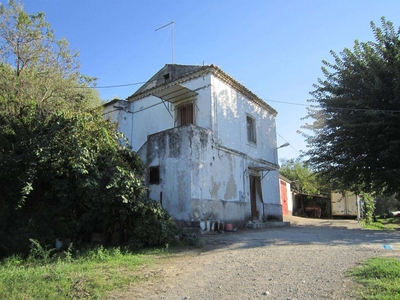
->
[103,64,282,227]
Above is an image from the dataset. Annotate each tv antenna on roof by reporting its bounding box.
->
[155,20,174,64]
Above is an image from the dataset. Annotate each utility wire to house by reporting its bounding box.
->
[94,68,399,157]
[277,133,300,154]
[85,78,400,114]
[94,82,147,89]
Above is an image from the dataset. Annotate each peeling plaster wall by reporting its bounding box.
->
[138,126,193,221]
[191,131,251,223]
[209,76,281,221]
[140,125,256,224]
[211,76,278,164]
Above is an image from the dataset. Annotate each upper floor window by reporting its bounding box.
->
[163,73,170,82]
[247,115,257,144]
[176,102,194,126]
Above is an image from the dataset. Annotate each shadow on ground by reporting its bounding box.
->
[197,216,400,253]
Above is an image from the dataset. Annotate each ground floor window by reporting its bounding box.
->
[149,166,160,184]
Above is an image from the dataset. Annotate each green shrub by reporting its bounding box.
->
[0,2,178,258]
[128,200,178,249]
[0,110,176,257]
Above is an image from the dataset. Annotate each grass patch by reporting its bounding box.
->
[362,217,400,231]
[350,257,400,299]
[0,236,199,300]
[0,243,155,299]
[0,228,201,299]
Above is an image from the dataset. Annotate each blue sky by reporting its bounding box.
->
[6,0,400,160]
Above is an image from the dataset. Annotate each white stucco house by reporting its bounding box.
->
[103,64,282,227]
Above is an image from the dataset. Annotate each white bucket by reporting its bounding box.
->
[55,238,63,250]
[200,221,206,231]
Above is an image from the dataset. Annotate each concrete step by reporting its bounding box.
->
[247,221,290,229]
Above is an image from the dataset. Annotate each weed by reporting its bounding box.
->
[350,257,400,299]
[362,217,400,231]
[0,240,152,299]
[27,239,56,264]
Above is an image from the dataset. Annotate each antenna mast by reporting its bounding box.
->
[155,20,174,64]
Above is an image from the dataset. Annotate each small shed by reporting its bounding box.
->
[293,193,331,218]
[331,191,361,219]
[279,175,293,216]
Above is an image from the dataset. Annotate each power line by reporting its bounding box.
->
[155,21,174,64]
[82,68,202,90]
[265,98,309,107]
[89,82,400,114]
[93,82,146,89]
[264,98,400,113]
[277,132,300,154]
[80,69,400,114]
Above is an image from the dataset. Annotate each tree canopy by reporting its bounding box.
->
[302,17,400,196]
[0,1,178,257]
[279,158,328,196]
[0,0,100,118]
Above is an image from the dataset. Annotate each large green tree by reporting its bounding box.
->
[302,17,400,195]
[279,158,328,196]
[0,0,100,118]
[0,1,177,257]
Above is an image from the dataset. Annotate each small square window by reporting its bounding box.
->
[247,115,257,144]
[149,166,160,184]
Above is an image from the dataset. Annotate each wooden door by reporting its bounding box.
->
[250,176,258,220]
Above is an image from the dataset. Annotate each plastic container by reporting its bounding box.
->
[225,223,233,231]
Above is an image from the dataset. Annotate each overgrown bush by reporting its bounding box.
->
[0,2,178,258]
[128,200,178,249]
[374,194,399,216]
[0,109,177,257]
[362,193,376,225]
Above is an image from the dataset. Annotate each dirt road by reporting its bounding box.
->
[111,216,400,300]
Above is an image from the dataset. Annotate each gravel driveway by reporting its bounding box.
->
[111,216,400,300]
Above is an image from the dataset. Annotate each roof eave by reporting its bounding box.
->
[127,64,278,116]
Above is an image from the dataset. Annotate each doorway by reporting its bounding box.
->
[249,175,263,221]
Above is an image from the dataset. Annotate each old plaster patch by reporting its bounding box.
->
[224,173,237,200]
[211,179,221,199]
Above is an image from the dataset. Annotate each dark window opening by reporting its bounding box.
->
[149,166,160,184]
[247,115,257,144]
[176,102,194,126]
[163,73,170,82]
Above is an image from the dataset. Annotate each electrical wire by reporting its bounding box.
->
[93,82,146,89]
[81,68,205,90]
[91,68,400,157]
[79,67,400,114]
[86,81,400,114]
[277,132,300,154]
[264,98,400,113]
